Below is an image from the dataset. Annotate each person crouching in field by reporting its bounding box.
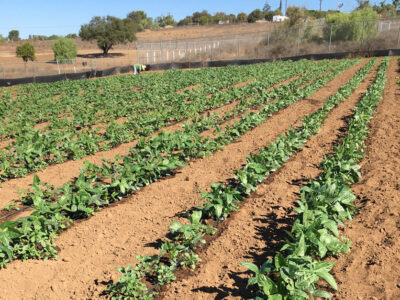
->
[133,64,147,75]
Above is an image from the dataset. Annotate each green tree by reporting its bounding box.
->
[79,16,137,56]
[0,34,6,42]
[265,9,283,21]
[213,12,227,24]
[247,9,265,23]
[285,6,306,27]
[156,14,176,27]
[8,30,20,41]
[228,14,238,23]
[192,10,212,25]
[16,43,35,62]
[127,10,147,24]
[46,35,61,40]
[177,16,193,26]
[127,10,155,31]
[323,7,378,41]
[237,12,248,22]
[356,0,371,10]
[199,15,210,25]
[52,38,78,61]
[373,1,397,17]
[65,33,78,39]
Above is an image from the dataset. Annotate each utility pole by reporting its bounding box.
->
[285,0,288,15]
[320,0,322,11]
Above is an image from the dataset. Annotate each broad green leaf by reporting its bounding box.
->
[240,261,259,274]
[318,271,338,290]
[314,289,332,298]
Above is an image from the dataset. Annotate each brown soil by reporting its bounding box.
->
[160,60,380,299]
[0,139,12,148]
[176,85,198,94]
[0,61,365,299]
[331,58,400,300]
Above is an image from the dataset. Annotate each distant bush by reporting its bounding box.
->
[65,33,78,39]
[323,7,379,42]
[52,38,78,61]
[8,30,20,41]
[247,9,265,23]
[16,43,36,62]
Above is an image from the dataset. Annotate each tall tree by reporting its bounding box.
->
[285,6,306,27]
[356,0,370,9]
[237,12,248,22]
[248,9,265,23]
[8,30,20,42]
[156,14,176,27]
[127,11,147,24]
[79,16,137,56]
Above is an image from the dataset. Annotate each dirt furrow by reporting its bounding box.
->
[0,61,365,300]
[331,58,400,300]
[0,73,303,210]
[160,60,379,299]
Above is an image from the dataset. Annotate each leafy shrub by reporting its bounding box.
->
[52,38,78,61]
[323,7,379,42]
[16,43,35,62]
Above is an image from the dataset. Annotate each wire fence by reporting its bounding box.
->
[1,17,400,83]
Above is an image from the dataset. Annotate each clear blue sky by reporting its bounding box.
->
[0,0,366,38]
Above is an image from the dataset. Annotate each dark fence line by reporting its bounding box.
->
[1,49,399,87]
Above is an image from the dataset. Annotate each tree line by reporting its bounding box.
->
[2,0,400,61]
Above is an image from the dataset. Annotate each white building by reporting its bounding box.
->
[273,15,288,22]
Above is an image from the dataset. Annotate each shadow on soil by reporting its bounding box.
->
[77,53,125,58]
[191,207,296,299]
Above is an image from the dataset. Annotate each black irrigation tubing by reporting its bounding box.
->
[0,205,33,221]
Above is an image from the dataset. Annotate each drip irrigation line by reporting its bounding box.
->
[0,205,33,221]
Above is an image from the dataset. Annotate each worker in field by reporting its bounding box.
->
[133,64,147,75]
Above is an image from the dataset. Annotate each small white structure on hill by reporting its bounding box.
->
[273,15,288,22]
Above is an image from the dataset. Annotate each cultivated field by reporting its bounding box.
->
[0,56,399,299]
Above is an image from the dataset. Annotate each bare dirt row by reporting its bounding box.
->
[0,60,366,299]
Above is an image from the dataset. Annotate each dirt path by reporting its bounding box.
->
[0,61,365,300]
[330,58,400,300]
[160,61,379,299]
